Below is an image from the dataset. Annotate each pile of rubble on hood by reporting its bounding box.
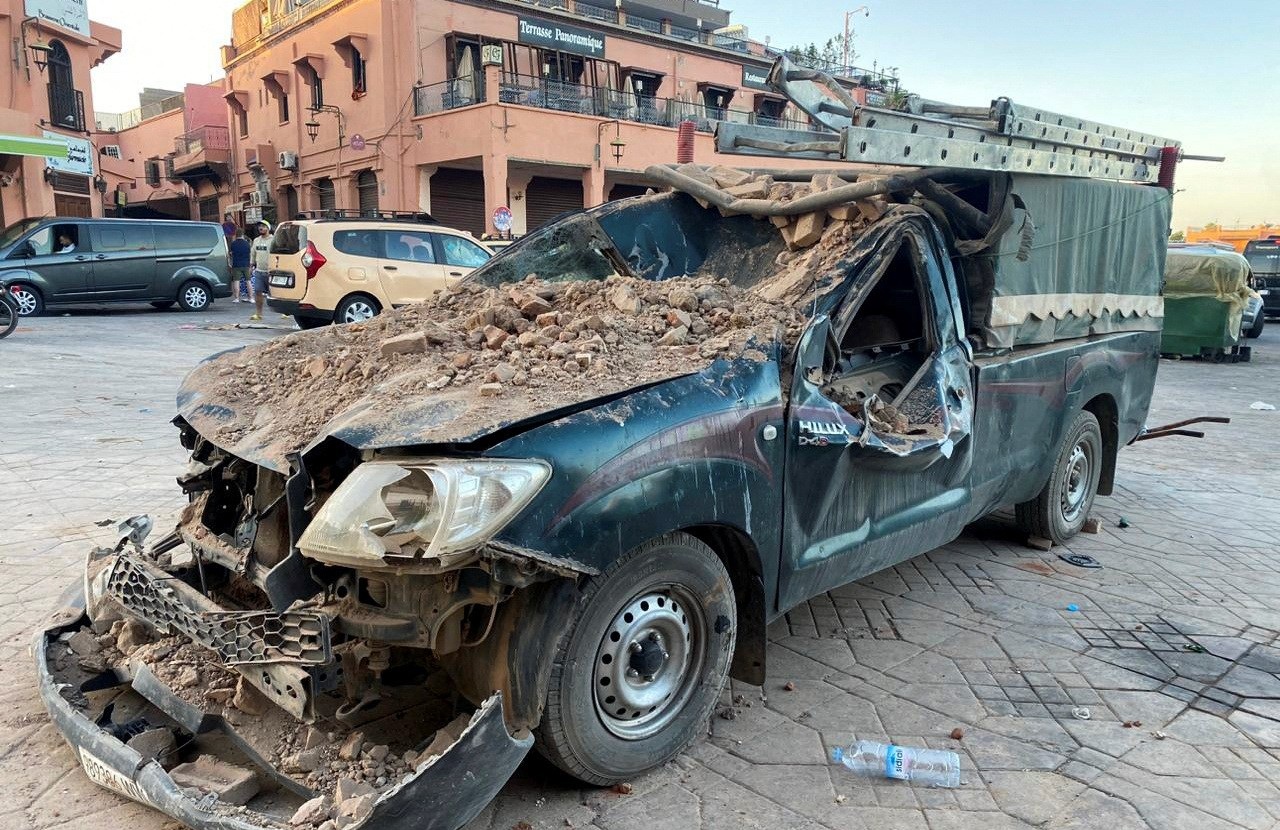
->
[186,274,808,466]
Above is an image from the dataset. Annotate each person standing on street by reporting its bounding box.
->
[250,222,272,321]
[228,229,252,302]
[221,213,237,243]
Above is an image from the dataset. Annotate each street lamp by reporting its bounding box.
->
[843,6,870,69]
[28,39,52,73]
[305,104,344,144]
[596,120,625,165]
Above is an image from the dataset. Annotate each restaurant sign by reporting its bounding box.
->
[518,17,606,59]
[741,65,771,91]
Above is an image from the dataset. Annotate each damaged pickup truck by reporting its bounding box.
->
[37,111,1176,829]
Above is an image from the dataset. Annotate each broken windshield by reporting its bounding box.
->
[468,212,628,287]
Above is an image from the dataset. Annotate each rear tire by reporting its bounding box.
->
[1247,313,1264,339]
[177,280,211,312]
[334,294,381,324]
[294,315,327,330]
[9,282,42,317]
[535,532,736,785]
[1016,410,1103,545]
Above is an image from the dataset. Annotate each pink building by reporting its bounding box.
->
[222,0,897,236]
[0,1,120,222]
[97,83,234,222]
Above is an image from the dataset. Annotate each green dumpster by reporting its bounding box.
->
[1162,244,1254,362]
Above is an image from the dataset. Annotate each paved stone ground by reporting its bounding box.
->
[2,303,1278,830]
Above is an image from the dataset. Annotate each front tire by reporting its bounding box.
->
[177,280,211,312]
[1247,313,1264,339]
[536,532,736,785]
[1016,410,1103,545]
[9,282,43,317]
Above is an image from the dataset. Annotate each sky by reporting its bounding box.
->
[87,0,1279,231]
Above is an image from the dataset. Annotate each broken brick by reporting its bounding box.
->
[170,755,260,806]
[379,332,427,357]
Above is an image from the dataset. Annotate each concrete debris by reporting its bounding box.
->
[290,795,331,827]
[126,727,177,767]
[169,755,261,806]
[380,332,428,357]
[113,619,150,655]
[284,747,325,773]
[1026,535,1054,551]
[338,731,365,761]
[1081,517,1102,534]
[232,676,271,716]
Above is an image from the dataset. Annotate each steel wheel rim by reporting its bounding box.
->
[593,586,704,740]
[184,285,208,309]
[342,301,376,322]
[1060,441,1092,523]
[11,288,37,316]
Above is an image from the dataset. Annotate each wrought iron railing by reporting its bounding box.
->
[48,85,85,132]
[412,73,824,133]
[412,78,486,117]
[174,125,232,156]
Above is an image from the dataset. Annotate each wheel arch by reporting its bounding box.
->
[1082,393,1118,496]
[682,523,767,685]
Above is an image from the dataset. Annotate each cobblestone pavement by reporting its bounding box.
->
[2,305,1278,830]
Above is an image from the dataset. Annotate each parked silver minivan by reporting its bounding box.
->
[0,217,232,316]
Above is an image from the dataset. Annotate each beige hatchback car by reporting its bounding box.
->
[265,214,491,327]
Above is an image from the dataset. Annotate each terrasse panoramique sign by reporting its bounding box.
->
[518,17,606,59]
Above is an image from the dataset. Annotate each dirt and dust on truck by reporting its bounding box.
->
[35,57,1224,830]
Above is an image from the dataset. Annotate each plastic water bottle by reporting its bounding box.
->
[831,741,961,788]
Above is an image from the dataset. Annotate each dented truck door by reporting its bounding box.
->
[778,217,976,609]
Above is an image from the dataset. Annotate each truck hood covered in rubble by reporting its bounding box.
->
[174,193,887,472]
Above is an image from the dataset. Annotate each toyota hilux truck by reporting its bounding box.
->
[35,85,1179,830]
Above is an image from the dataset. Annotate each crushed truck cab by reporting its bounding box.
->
[37,61,1179,830]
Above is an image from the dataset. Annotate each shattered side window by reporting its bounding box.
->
[467,213,624,287]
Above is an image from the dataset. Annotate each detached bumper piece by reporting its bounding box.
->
[36,585,534,830]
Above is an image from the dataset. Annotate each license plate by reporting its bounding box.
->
[269,274,293,288]
[79,746,158,808]
[1259,289,1270,296]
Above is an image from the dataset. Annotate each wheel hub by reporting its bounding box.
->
[593,588,702,740]
[1060,443,1091,522]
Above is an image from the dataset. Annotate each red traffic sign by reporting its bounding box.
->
[493,205,513,232]
[349,134,366,151]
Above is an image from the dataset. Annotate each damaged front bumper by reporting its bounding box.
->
[35,577,533,830]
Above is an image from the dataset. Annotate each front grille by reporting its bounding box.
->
[107,552,331,666]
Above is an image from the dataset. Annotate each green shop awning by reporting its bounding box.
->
[0,133,70,159]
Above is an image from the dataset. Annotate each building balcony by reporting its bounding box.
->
[48,85,86,133]
[413,74,824,134]
[170,126,232,184]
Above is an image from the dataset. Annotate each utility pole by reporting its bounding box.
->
[843,6,869,69]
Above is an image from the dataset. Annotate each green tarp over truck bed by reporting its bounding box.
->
[962,174,1172,349]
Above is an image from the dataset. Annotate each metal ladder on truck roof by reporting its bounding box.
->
[712,56,1220,185]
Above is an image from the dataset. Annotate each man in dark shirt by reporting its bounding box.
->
[221,213,237,242]
[228,229,252,303]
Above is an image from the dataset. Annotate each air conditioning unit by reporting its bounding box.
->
[249,190,270,207]
[279,151,299,170]
[101,144,122,159]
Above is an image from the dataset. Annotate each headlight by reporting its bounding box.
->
[297,458,551,567]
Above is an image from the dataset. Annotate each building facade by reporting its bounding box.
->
[221,0,897,236]
[1184,224,1280,254]
[0,1,119,223]
[96,83,233,222]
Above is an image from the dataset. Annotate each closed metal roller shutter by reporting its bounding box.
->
[609,183,649,202]
[315,178,336,211]
[429,168,485,237]
[525,176,583,231]
[357,170,379,215]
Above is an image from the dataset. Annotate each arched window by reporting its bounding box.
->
[356,170,378,215]
[46,41,84,131]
